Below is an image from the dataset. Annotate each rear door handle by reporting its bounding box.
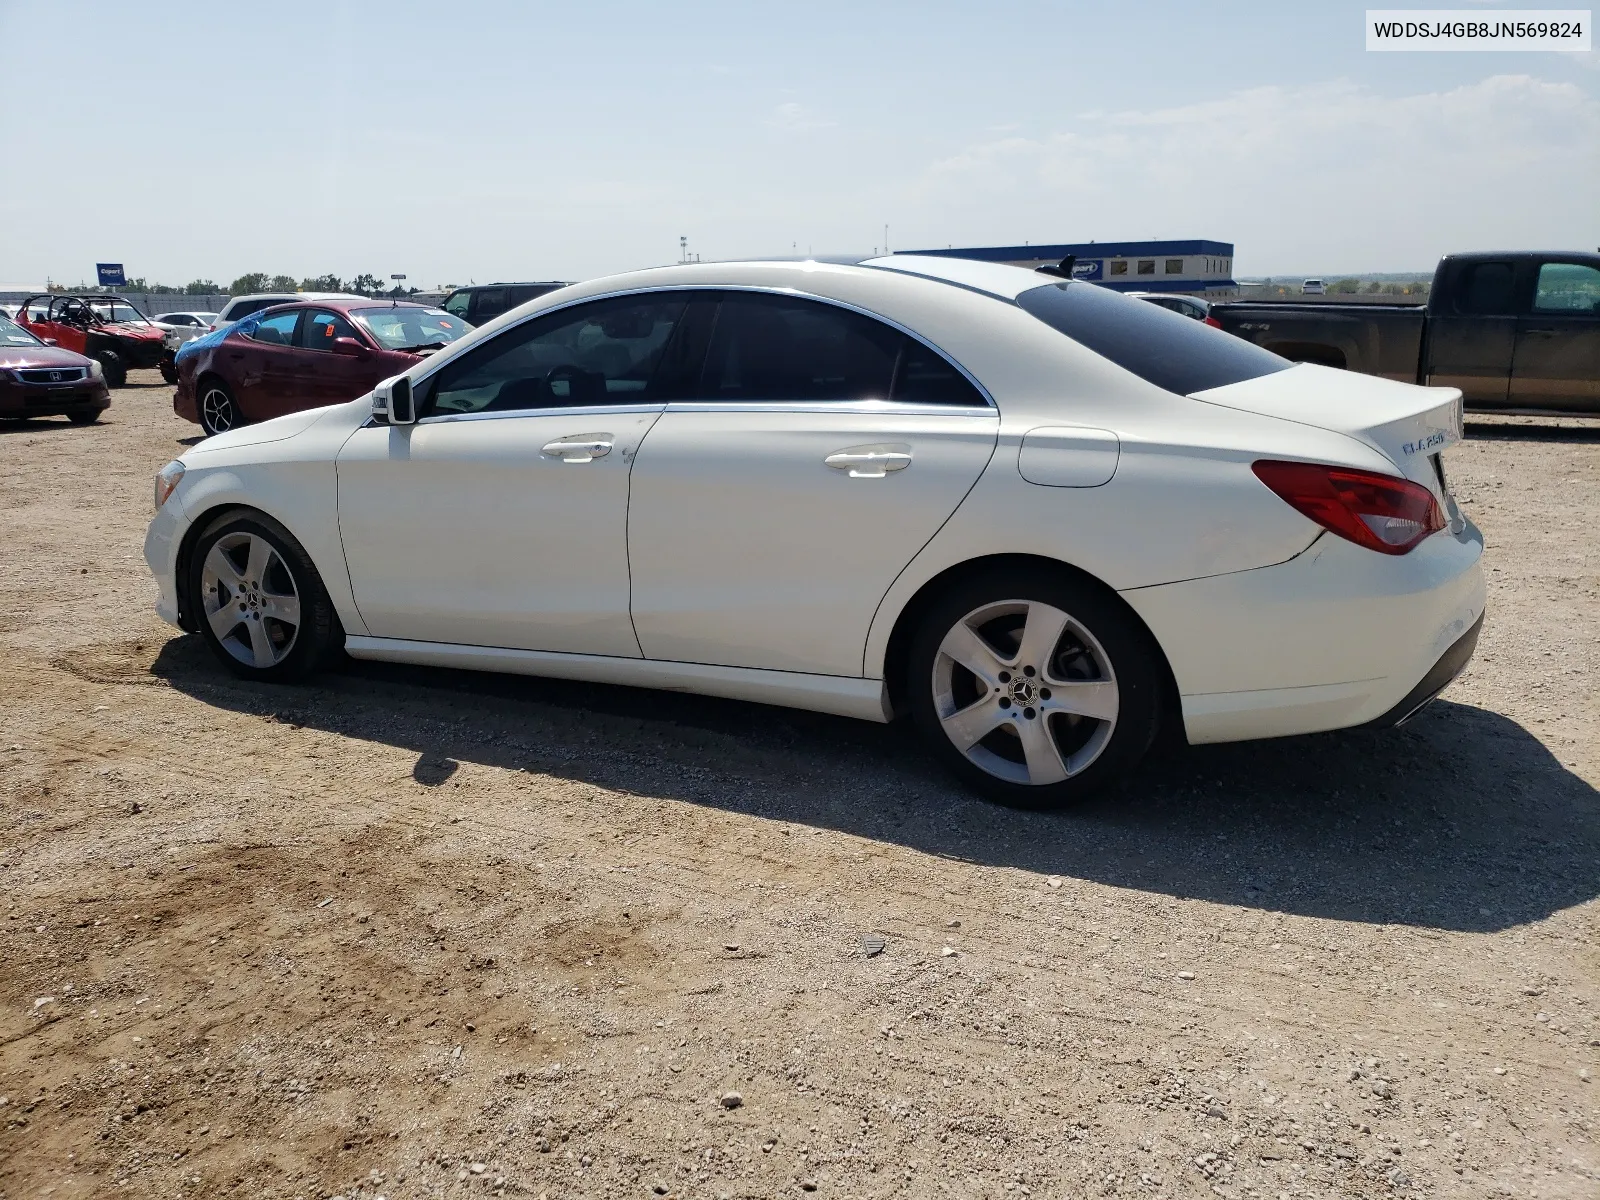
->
[1523,328,1558,336]
[542,434,613,463]
[824,443,912,478]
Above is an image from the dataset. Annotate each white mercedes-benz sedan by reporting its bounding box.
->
[144,256,1485,807]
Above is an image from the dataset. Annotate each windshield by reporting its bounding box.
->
[1016,282,1290,395]
[90,301,153,325]
[352,307,471,352]
[0,314,42,347]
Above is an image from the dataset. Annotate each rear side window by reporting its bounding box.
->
[700,293,898,402]
[248,311,301,345]
[1017,282,1289,395]
[1454,262,1516,315]
[696,292,987,406]
[470,288,509,323]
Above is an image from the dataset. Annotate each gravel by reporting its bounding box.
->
[0,382,1596,1198]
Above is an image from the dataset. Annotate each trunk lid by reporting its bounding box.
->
[1190,361,1463,495]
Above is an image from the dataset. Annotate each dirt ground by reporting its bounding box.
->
[1,372,1597,1200]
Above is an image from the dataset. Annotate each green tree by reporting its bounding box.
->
[1328,278,1362,295]
[230,272,271,295]
[186,279,221,295]
[300,273,344,292]
[267,275,298,292]
[349,273,384,296]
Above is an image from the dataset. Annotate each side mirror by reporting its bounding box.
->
[332,336,371,358]
[371,374,417,425]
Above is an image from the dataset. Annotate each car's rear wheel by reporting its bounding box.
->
[187,511,339,682]
[907,567,1163,808]
[95,349,126,388]
[198,380,241,437]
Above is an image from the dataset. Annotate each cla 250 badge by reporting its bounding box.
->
[1401,431,1448,456]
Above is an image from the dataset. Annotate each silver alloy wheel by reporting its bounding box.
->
[200,386,235,434]
[199,532,302,668]
[932,599,1119,786]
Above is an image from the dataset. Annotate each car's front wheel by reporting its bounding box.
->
[187,511,340,682]
[908,567,1164,808]
[198,379,242,437]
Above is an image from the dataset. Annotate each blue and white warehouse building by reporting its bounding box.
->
[895,240,1237,296]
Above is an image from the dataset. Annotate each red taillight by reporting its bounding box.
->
[1204,315,1223,328]
[1251,459,1444,555]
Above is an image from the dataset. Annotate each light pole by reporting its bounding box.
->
[390,273,406,306]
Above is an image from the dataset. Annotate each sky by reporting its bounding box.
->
[0,0,1595,286]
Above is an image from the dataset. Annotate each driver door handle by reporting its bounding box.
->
[542,434,613,463]
[824,444,912,478]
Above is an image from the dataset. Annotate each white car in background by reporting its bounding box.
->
[144,257,1484,807]
[152,311,220,343]
[1302,279,1326,295]
[211,292,363,331]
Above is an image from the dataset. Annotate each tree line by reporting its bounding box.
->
[86,274,420,297]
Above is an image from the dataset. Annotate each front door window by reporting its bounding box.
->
[1532,263,1600,314]
[423,295,688,416]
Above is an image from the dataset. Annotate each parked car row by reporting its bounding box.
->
[13,294,171,387]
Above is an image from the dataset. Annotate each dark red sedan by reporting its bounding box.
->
[0,312,111,424]
[173,299,471,436]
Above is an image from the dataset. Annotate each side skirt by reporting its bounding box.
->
[343,635,894,724]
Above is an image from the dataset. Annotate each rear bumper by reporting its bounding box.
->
[1361,609,1483,728]
[1124,520,1486,744]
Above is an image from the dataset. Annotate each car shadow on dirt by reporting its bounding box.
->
[0,417,113,435]
[147,633,1600,936]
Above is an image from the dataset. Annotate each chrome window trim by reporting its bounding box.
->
[407,282,998,411]
[415,401,667,426]
[663,400,997,418]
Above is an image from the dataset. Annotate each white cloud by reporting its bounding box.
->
[768,101,836,132]
[911,75,1599,272]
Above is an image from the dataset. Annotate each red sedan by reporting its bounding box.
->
[0,311,111,424]
[173,299,471,436]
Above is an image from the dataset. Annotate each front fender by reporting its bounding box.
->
[167,457,368,637]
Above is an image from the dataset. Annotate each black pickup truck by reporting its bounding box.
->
[1213,251,1600,414]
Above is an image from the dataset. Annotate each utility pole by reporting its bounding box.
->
[679,236,688,264]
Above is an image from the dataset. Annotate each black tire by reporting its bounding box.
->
[186,510,341,683]
[906,566,1164,809]
[67,409,100,425]
[198,378,242,437]
[95,349,126,388]
[159,359,179,385]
